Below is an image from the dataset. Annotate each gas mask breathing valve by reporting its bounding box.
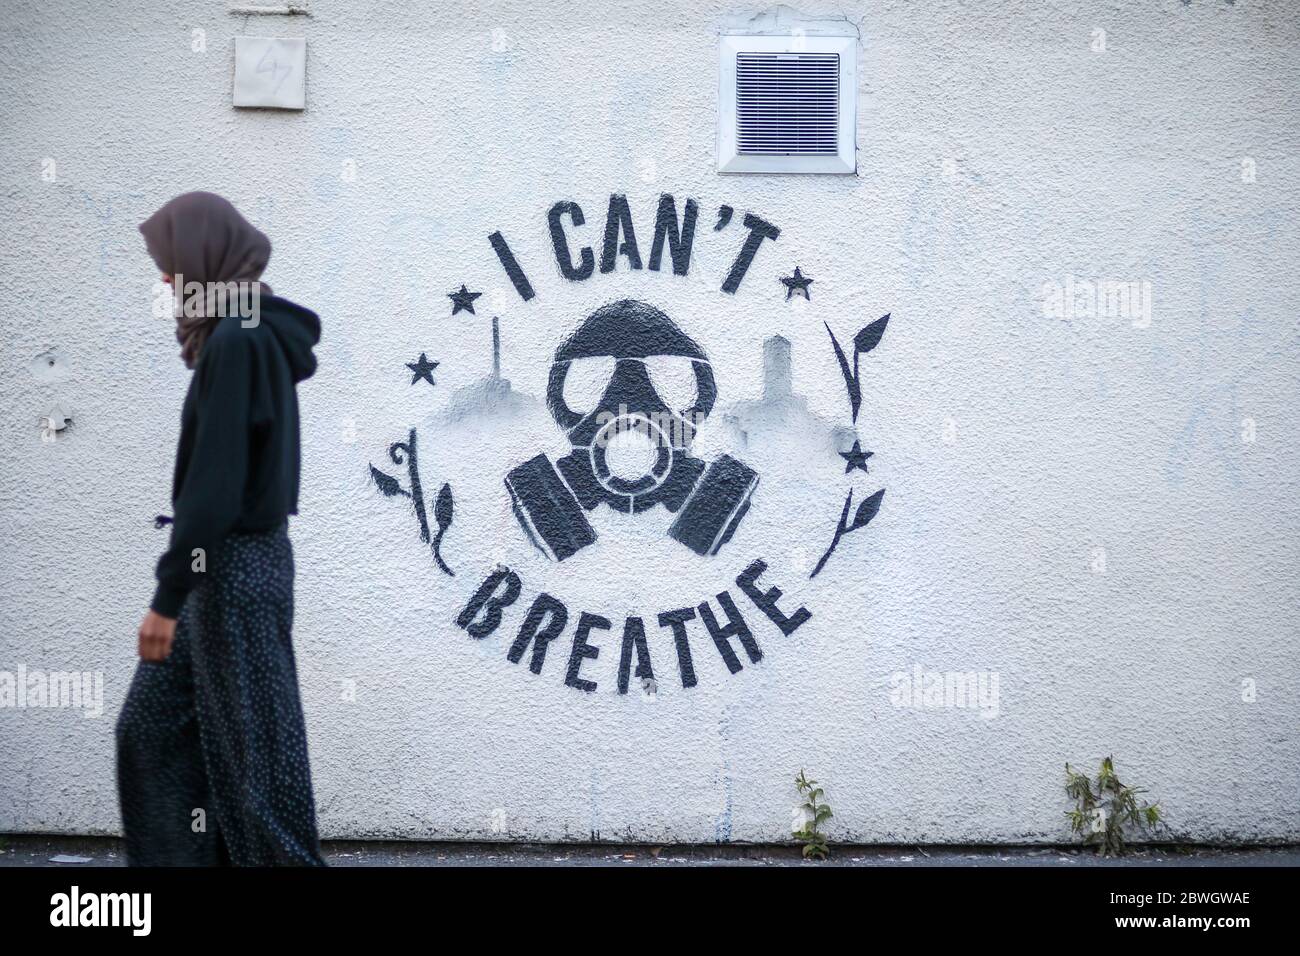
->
[505,300,758,562]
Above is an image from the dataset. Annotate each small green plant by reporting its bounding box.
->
[1065,756,1164,856]
[794,770,832,860]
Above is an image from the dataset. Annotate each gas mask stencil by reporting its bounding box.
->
[506,299,759,561]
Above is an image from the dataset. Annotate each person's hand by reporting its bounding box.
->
[138,610,178,661]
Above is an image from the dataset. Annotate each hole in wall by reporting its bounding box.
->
[31,350,70,384]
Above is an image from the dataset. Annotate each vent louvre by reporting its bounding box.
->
[735,52,840,156]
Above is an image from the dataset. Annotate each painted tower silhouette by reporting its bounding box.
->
[763,334,793,402]
[722,334,855,455]
[441,314,533,422]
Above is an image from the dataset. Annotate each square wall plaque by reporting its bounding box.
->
[233,37,306,110]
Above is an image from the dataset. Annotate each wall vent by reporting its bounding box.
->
[718,34,856,174]
[736,52,839,156]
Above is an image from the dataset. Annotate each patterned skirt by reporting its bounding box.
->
[115,523,325,866]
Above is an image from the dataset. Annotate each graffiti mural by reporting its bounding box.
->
[369,191,890,694]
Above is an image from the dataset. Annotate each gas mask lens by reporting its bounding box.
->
[559,356,615,416]
[642,355,699,415]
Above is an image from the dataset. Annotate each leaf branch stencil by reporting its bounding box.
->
[810,487,884,579]
[370,427,455,577]
[826,313,889,423]
[814,313,890,578]
[369,464,410,499]
[432,482,455,576]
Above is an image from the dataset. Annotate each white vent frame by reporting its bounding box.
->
[717,33,857,174]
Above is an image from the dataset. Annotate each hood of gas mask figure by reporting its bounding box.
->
[555,299,707,362]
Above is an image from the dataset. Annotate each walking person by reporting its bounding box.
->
[115,191,326,866]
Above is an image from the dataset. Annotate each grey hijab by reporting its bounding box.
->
[139,191,272,369]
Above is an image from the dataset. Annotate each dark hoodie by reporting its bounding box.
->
[151,294,321,618]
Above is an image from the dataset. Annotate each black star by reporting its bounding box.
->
[781,267,813,301]
[406,352,439,386]
[448,284,482,315]
[840,439,873,474]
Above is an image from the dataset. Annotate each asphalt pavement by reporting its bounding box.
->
[2,835,1297,867]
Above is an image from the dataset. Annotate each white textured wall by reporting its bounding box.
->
[1,0,1297,844]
